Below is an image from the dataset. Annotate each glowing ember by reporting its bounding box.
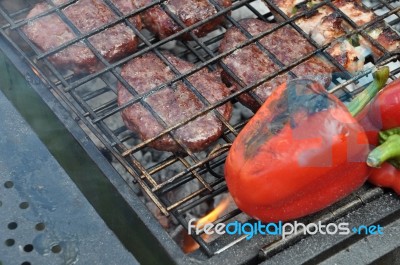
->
[183,197,231,253]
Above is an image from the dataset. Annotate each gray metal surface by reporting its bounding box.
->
[261,192,400,265]
[0,90,138,265]
[0,35,179,265]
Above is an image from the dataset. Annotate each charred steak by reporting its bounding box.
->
[23,0,142,74]
[132,0,231,40]
[117,52,232,153]
[219,18,336,111]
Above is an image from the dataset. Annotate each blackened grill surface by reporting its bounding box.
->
[22,0,142,73]
[219,18,336,111]
[117,51,232,153]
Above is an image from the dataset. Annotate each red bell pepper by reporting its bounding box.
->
[367,133,400,194]
[355,76,400,193]
[224,68,389,222]
[369,163,400,195]
[366,78,400,130]
[357,77,400,146]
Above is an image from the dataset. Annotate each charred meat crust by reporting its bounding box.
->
[23,0,142,74]
[132,0,231,40]
[219,18,335,112]
[117,52,232,153]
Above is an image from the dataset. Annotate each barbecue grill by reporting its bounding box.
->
[1,0,400,264]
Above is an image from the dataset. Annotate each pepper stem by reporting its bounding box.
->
[367,134,400,168]
[347,66,390,117]
[379,127,400,144]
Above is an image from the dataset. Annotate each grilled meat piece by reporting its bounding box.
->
[270,0,374,25]
[294,5,351,46]
[307,2,381,72]
[219,18,336,111]
[23,0,142,74]
[332,0,375,26]
[132,0,231,40]
[272,3,352,47]
[331,0,399,51]
[269,0,400,73]
[327,33,386,74]
[271,0,399,51]
[310,12,349,45]
[268,0,311,18]
[369,25,400,51]
[117,52,232,153]
[327,39,370,74]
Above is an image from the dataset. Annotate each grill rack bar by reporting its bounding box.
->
[1,0,400,261]
[9,0,77,29]
[33,0,248,76]
[258,187,386,260]
[3,0,237,223]
[11,0,396,224]
[40,0,231,199]
[93,2,399,129]
[37,0,201,209]
[0,5,174,215]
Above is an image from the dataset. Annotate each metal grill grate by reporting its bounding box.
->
[1,0,400,263]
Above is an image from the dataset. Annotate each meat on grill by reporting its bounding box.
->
[267,0,305,17]
[302,6,350,45]
[131,0,231,40]
[270,0,374,24]
[369,24,400,51]
[327,39,374,74]
[23,0,142,74]
[117,52,232,153]
[333,0,375,26]
[332,0,399,51]
[268,0,400,72]
[219,18,336,111]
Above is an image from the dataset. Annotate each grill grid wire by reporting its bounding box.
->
[1,0,400,259]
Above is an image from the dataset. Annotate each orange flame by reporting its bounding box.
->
[31,67,40,77]
[183,197,230,253]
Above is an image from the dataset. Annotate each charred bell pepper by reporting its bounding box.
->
[225,68,389,222]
